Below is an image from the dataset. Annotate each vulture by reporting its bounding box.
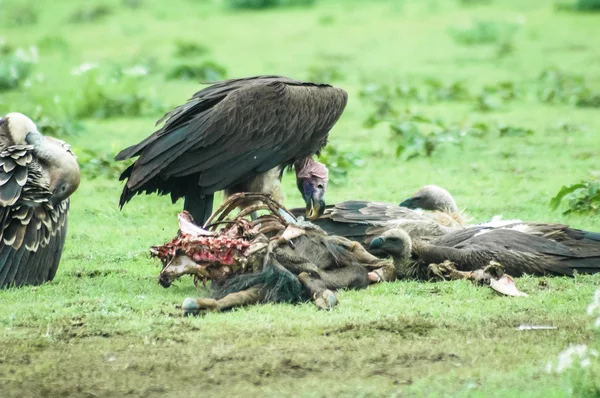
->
[115,75,348,225]
[289,185,467,254]
[370,225,600,280]
[0,113,80,288]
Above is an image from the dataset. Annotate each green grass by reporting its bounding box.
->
[1,0,600,396]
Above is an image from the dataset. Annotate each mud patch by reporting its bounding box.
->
[324,316,435,338]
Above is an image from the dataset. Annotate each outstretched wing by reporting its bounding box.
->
[116,76,348,205]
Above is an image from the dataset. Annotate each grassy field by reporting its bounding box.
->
[1,0,600,396]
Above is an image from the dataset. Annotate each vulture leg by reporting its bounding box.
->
[181,285,263,316]
[184,188,214,227]
[298,272,337,310]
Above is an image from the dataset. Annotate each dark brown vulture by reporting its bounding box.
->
[370,226,600,280]
[114,76,348,225]
[0,113,80,288]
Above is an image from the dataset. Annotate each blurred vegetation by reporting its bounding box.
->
[225,0,316,10]
[551,177,600,214]
[4,4,39,27]
[0,46,38,92]
[318,146,363,185]
[166,61,227,81]
[68,5,112,24]
[75,147,129,179]
[449,20,519,46]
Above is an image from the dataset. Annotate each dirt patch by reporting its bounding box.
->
[324,316,436,338]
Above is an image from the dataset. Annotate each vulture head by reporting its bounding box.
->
[369,228,412,262]
[4,112,80,204]
[399,185,458,213]
[295,157,328,220]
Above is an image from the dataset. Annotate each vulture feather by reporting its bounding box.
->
[115,75,348,225]
[371,226,600,280]
[0,113,80,288]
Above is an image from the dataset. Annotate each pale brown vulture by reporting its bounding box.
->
[289,185,466,254]
[371,226,600,279]
[0,113,80,288]
[115,76,348,225]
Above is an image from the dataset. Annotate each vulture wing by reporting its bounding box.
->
[0,147,70,288]
[428,228,600,277]
[116,76,348,208]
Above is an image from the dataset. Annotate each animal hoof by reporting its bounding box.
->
[314,289,337,310]
[181,297,220,316]
[182,297,201,316]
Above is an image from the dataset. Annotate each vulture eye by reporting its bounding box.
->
[317,184,324,189]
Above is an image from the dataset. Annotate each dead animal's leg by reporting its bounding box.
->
[298,272,337,310]
[319,266,370,290]
[272,248,322,277]
[181,285,262,316]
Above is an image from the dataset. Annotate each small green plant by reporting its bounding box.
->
[32,105,85,138]
[550,179,600,214]
[173,41,209,57]
[318,146,363,185]
[497,124,534,137]
[5,5,38,27]
[36,35,70,54]
[557,0,600,12]
[450,20,518,46]
[458,0,492,5]
[390,112,485,160]
[537,68,600,108]
[70,67,165,119]
[69,5,112,23]
[166,61,227,81]
[76,148,129,179]
[359,83,399,128]
[0,47,38,92]
[575,0,600,10]
[122,0,144,9]
[474,81,521,111]
[306,65,345,83]
[359,80,470,126]
[225,0,316,10]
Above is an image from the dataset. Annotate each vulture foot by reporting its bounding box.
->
[181,297,220,316]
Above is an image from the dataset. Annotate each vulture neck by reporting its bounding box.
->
[294,157,328,181]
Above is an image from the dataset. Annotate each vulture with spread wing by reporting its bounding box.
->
[371,225,600,279]
[0,113,80,288]
[115,76,348,225]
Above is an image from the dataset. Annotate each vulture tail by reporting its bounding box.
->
[184,192,214,227]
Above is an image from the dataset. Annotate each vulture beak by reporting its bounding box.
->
[302,180,326,220]
[369,237,385,250]
[399,197,414,208]
[306,195,325,220]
